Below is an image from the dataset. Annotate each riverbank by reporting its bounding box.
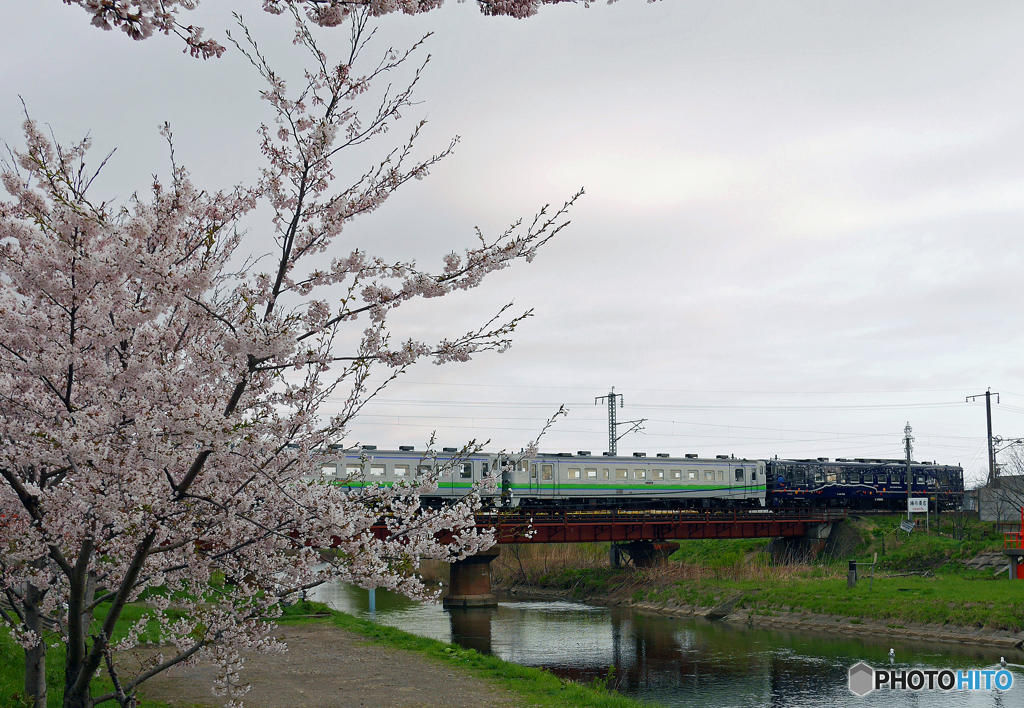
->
[503,582,1024,651]
[494,513,1024,652]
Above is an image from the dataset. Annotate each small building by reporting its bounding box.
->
[978,474,1024,528]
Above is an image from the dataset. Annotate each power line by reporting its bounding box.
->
[356,397,971,412]
[361,380,989,395]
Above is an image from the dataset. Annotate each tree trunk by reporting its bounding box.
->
[63,571,98,708]
[23,583,47,708]
[63,689,95,708]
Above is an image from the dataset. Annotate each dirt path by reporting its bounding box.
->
[136,623,520,708]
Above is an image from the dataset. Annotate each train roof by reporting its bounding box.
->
[318,446,960,468]
[772,457,961,468]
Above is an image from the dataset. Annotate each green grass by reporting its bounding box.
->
[281,602,660,708]
[845,513,1006,572]
[668,538,770,568]
[0,619,173,708]
[643,574,1024,631]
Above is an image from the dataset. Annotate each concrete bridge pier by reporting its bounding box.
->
[443,547,500,608]
[1004,548,1024,579]
[618,541,680,568]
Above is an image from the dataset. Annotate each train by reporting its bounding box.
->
[317,446,964,512]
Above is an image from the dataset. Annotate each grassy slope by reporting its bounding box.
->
[645,574,1024,631]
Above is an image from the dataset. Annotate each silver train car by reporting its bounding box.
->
[319,446,767,509]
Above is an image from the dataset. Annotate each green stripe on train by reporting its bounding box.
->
[507,484,766,492]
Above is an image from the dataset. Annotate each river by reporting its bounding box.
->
[309,581,1023,707]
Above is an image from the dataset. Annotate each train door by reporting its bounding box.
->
[540,461,555,501]
[731,462,748,502]
[459,460,474,495]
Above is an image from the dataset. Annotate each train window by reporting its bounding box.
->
[461,463,473,479]
[875,474,886,485]
[634,469,646,480]
[671,470,682,480]
[416,465,431,477]
[704,470,714,481]
[735,469,743,482]
[542,464,553,480]
[586,468,598,479]
[616,469,628,480]
[482,463,489,474]
[751,470,757,482]
[813,472,823,484]
[826,472,836,483]
[602,468,610,479]
[321,465,337,477]
[370,465,386,476]
[688,470,698,480]
[346,464,362,478]
[652,469,664,480]
[530,464,537,479]
[793,469,805,484]
[394,465,409,477]
[519,460,529,472]
[568,468,581,479]
[914,474,926,485]
[927,476,936,487]
[717,470,725,481]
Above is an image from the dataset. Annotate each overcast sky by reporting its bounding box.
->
[4,1,1024,484]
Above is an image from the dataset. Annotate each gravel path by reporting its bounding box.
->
[137,623,520,708]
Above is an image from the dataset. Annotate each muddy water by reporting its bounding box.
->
[309,582,1023,707]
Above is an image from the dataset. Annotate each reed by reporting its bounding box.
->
[492,543,610,587]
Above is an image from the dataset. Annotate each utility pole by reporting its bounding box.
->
[596,387,622,455]
[595,387,645,456]
[904,422,914,522]
[967,389,999,486]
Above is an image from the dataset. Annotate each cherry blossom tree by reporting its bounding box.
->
[1,9,579,707]
[62,0,592,59]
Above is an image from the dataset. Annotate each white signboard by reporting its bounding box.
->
[908,498,928,513]
[900,519,915,533]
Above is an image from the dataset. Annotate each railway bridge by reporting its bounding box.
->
[367,507,846,607]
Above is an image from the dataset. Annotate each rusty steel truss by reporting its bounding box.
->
[371,507,845,545]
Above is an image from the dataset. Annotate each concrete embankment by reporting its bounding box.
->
[629,599,1024,650]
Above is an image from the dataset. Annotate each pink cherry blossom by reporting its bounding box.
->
[62,0,599,58]
[2,13,578,708]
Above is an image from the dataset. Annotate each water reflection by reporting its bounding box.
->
[448,607,492,654]
[309,582,1024,708]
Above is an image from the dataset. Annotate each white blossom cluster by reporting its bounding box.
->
[63,0,596,59]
